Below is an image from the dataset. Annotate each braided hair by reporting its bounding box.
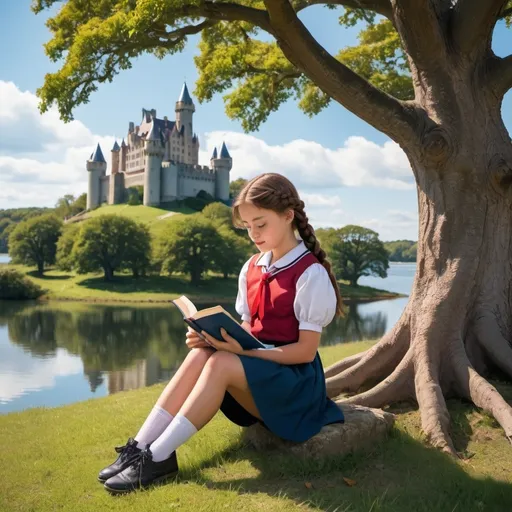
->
[233,173,344,317]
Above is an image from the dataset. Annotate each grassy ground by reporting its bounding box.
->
[2,264,402,304]
[70,203,196,238]
[1,342,511,512]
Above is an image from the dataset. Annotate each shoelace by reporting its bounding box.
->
[114,439,138,462]
[131,448,152,486]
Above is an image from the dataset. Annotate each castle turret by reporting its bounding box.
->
[86,143,107,210]
[212,142,232,202]
[143,122,165,206]
[175,83,195,134]
[111,141,120,174]
[120,139,127,172]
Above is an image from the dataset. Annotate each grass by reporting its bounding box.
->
[3,264,403,304]
[71,203,196,238]
[1,342,511,512]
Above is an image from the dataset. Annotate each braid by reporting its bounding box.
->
[294,201,345,318]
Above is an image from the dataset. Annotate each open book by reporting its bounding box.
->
[171,296,268,351]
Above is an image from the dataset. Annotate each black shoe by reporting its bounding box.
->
[104,447,179,494]
[98,438,142,483]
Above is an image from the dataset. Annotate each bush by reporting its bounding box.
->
[0,268,44,300]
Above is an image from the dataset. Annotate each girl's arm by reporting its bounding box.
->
[242,329,320,365]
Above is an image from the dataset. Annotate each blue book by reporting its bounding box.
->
[172,295,268,351]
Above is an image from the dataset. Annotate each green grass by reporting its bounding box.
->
[1,342,511,512]
[4,264,403,304]
[72,203,196,238]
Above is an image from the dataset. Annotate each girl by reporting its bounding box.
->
[98,172,345,494]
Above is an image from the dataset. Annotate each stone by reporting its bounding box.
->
[243,404,394,458]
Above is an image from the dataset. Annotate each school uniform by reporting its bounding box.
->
[219,240,344,443]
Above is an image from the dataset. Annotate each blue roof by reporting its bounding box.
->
[112,141,120,152]
[178,82,193,105]
[91,143,106,163]
[211,147,218,159]
[220,142,231,159]
[146,122,160,141]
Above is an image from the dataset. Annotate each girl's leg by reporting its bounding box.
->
[134,347,214,448]
[149,351,261,461]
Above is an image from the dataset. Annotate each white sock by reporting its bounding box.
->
[134,406,174,449]
[150,414,198,462]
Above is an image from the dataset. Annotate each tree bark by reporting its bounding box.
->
[326,92,512,453]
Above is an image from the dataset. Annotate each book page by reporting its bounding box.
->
[172,296,198,318]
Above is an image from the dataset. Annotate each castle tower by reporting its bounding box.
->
[211,142,232,202]
[111,141,120,174]
[120,138,127,172]
[143,122,165,206]
[175,83,195,165]
[86,143,107,210]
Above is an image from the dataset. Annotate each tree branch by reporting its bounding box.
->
[452,0,508,54]
[488,54,512,99]
[261,0,420,143]
[391,1,448,71]
[293,0,392,18]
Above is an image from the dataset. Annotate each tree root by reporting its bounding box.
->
[338,349,413,408]
[453,349,512,444]
[323,350,365,378]
[326,318,409,398]
[474,313,512,379]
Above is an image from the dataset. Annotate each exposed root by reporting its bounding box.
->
[323,351,365,378]
[453,351,512,444]
[415,352,457,456]
[326,319,409,398]
[338,350,413,408]
[474,314,512,379]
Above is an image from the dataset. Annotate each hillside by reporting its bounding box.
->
[67,203,196,237]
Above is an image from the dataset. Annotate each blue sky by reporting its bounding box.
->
[0,1,510,241]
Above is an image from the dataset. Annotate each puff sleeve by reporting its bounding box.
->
[235,257,252,322]
[293,263,337,332]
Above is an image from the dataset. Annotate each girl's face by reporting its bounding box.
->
[238,202,294,253]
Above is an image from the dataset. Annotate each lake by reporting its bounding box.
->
[0,262,416,414]
[0,254,10,264]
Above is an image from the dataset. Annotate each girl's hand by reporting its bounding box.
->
[185,327,211,350]
[201,328,244,355]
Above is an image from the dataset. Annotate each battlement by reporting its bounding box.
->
[178,163,215,181]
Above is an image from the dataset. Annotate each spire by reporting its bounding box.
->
[146,121,160,141]
[211,147,218,159]
[220,141,231,159]
[178,82,193,105]
[121,138,127,148]
[112,141,120,152]
[91,143,106,163]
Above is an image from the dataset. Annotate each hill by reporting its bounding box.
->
[66,203,197,237]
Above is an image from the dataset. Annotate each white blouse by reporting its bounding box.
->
[235,240,337,333]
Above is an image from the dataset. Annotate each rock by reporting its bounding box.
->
[243,404,394,458]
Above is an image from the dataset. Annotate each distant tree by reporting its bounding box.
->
[214,227,252,279]
[329,225,389,287]
[202,202,232,228]
[122,223,152,277]
[72,215,151,281]
[127,186,143,205]
[9,214,63,275]
[229,178,247,200]
[156,215,223,285]
[0,218,14,253]
[56,223,81,271]
[55,194,76,219]
[384,240,417,262]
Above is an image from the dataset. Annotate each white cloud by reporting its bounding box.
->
[0,81,114,208]
[200,131,415,190]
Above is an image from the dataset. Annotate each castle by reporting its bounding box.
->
[86,83,233,210]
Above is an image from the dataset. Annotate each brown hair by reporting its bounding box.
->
[233,173,344,317]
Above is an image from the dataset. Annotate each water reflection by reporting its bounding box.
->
[0,294,409,414]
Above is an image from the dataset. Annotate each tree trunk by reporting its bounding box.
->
[36,260,44,276]
[326,96,512,454]
[103,265,114,281]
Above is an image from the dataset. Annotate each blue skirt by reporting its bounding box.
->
[220,345,344,443]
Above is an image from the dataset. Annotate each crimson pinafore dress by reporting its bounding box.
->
[219,246,344,443]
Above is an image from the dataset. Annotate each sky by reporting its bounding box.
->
[0,1,510,241]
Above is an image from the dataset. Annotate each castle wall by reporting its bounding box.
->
[178,165,215,198]
[161,163,178,201]
[124,171,145,189]
[99,175,109,204]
